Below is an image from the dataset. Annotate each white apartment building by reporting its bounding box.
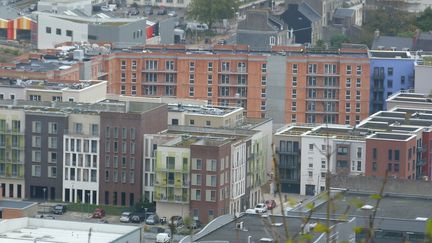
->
[299,125,366,195]
[63,114,100,204]
[229,140,246,214]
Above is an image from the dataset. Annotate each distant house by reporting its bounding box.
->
[236,10,290,51]
[279,3,322,45]
[371,30,432,51]
[333,8,355,27]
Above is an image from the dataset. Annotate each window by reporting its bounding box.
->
[388,67,393,76]
[356,78,361,88]
[261,63,267,73]
[32,136,41,147]
[166,156,175,170]
[193,159,202,170]
[345,103,351,112]
[387,163,392,172]
[401,76,405,84]
[190,119,195,125]
[132,60,137,70]
[372,162,377,171]
[356,103,361,112]
[165,60,174,70]
[66,30,73,37]
[292,89,296,98]
[207,62,213,71]
[356,90,361,100]
[395,150,400,161]
[324,64,337,74]
[345,115,350,125]
[221,62,230,71]
[346,78,351,88]
[189,62,195,72]
[48,137,57,149]
[308,64,317,74]
[346,90,351,100]
[48,166,57,178]
[269,36,276,46]
[56,28,61,35]
[46,27,51,34]
[48,122,58,134]
[356,65,362,75]
[357,161,362,171]
[394,163,400,172]
[292,64,298,74]
[32,165,41,177]
[29,95,41,101]
[387,80,393,88]
[237,62,246,72]
[346,65,352,75]
[292,76,297,86]
[145,60,158,70]
[308,171,313,177]
[207,159,217,171]
[373,148,377,160]
[337,147,348,155]
[189,87,194,97]
[309,144,314,150]
[261,75,267,85]
[32,121,42,133]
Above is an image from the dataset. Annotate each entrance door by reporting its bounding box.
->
[305,185,316,196]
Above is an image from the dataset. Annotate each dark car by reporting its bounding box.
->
[129,212,146,223]
[92,208,106,218]
[145,214,160,225]
[144,6,153,15]
[265,199,277,210]
[129,7,139,15]
[157,7,167,15]
[52,205,66,215]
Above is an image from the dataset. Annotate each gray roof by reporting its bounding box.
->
[0,200,36,209]
[194,213,335,243]
[333,8,355,18]
[298,2,321,22]
[237,10,281,32]
[371,36,413,51]
[0,6,20,20]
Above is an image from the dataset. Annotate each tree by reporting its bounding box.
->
[187,0,239,29]
[416,7,432,31]
[330,34,349,48]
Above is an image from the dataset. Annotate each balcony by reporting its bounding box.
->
[276,149,301,155]
[417,146,424,153]
[417,159,426,166]
[142,69,177,73]
[373,86,384,92]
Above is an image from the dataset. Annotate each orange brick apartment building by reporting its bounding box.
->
[103,45,370,126]
[0,45,370,126]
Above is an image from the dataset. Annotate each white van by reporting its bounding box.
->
[186,22,209,32]
[156,233,171,243]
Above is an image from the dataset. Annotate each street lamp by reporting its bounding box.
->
[86,192,90,217]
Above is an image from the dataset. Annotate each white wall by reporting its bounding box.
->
[62,81,107,103]
[37,13,88,49]
[0,87,26,100]
[414,65,432,95]
[38,0,93,16]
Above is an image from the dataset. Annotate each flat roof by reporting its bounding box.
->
[0,200,36,209]
[304,125,368,141]
[168,104,243,117]
[0,217,140,243]
[276,125,314,136]
[195,213,338,243]
[369,50,412,59]
[367,132,415,141]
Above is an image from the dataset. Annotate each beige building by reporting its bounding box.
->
[26,80,107,103]
[167,104,245,128]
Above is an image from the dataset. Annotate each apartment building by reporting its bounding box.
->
[365,132,418,179]
[273,125,313,194]
[369,51,415,113]
[99,102,167,207]
[105,45,370,127]
[386,91,432,111]
[298,125,367,195]
[25,111,68,201]
[0,109,25,199]
[63,113,100,204]
[414,56,432,95]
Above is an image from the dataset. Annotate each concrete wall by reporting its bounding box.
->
[156,202,189,220]
[159,17,176,45]
[37,13,88,49]
[62,81,107,103]
[26,89,62,102]
[88,19,146,47]
[266,55,287,126]
[0,87,26,100]
[237,31,275,51]
[414,65,432,95]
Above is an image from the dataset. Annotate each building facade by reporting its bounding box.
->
[24,112,67,201]
[369,51,415,113]
[0,109,25,199]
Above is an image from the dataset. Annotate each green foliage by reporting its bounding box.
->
[315,39,325,48]
[353,226,363,234]
[370,194,382,200]
[349,198,365,208]
[426,219,432,241]
[313,223,329,233]
[330,34,349,48]
[416,7,432,31]
[187,0,239,28]
[363,8,417,36]
[67,203,129,215]
[133,198,156,212]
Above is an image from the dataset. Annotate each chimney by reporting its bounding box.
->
[374,29,380,39]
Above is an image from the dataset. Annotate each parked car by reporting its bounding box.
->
[98,219,109,224]
[149,226,166,234]
[130,212,146,223]
[254,203,267,214]
[187,219,202,229]
[157,7,167,15]
[265,200,277,210]
[167,10,177,17]
[156,233,171,243]
[145,214,160,225]
[129,7,139,15]
[144,6,153,15]
[92,208,106,218]
[169,216,183,227]
[186,22,209,32]
[52,205,66,215]
[120,212,132,223]
[217,39,227,45]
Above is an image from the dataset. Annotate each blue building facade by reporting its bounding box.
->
[369,51,415,114]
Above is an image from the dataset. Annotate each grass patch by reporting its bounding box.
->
[67,203,132,216]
